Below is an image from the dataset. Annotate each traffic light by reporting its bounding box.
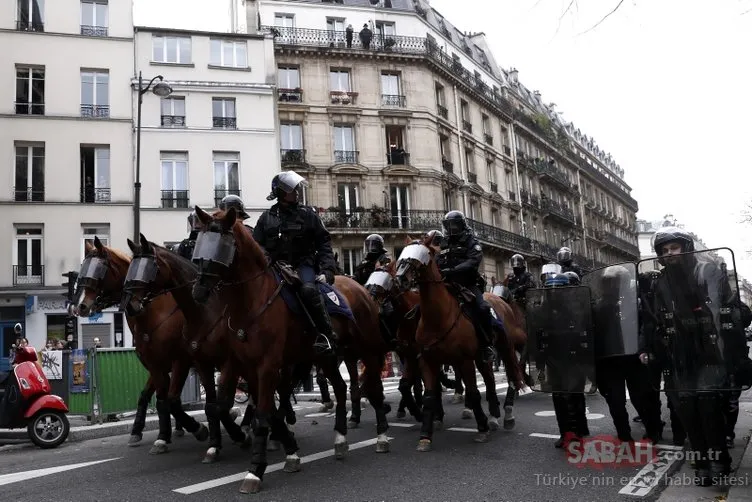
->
[61,271,79,304]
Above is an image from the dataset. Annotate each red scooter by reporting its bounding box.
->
[0,324,70,448]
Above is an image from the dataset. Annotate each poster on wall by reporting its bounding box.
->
[70,349,90,393]
[40,350,63,380]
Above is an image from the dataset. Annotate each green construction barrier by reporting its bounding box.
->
[95,348,151,416]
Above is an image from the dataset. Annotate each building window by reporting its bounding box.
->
[160,152,189,208]
[212,98,236,129]
[14,226,43,285]
[152,35,191,64]
[337,183,359,214]
[386,125,407,165]
[280,123,304,164]
[80,146,110,203]
[329,69,351,92]
[160,96,185,127]
[380,72,404,107]
[210,39,247,68]
[80,70,109,118]
[14,143,45,202]
[273,13,294,27]
[333,125,356,163]
[82,225,110,259]
[15,66,44,115]
[278,66,300,88]
[80,0,108,36]
[213,152,239,206]
[389,184,410,228]
[341,248,362,276]
[326,18,345,32]
[17,0,44,31]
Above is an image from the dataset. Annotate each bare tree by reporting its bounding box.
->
[551,0,629,35]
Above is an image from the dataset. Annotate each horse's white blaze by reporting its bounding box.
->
[334,432,346,444]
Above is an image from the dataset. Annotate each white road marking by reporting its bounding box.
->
[387,422,416,428]
[304,412,332,418]
[173,437,392,495]
[0,458,121,487]
[534,410,604,420]
[447,427,481,433]
[529,433,560,439]
[585,413,605,420]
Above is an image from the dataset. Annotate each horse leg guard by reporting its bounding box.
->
[129,390,151,446]
[216,397,246,444]
[269,414,301,473]
[466,389,490,441]
[503,386,517,430]
[418,391,437,451]
[167,396,201,435]
[398,377,422,421]
[240,412,269,494]
[150,399,171,454]
[348,381,361,427]
[201,401,224,463]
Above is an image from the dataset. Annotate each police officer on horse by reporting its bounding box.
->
[176,211,201,260]
[252,171,339,355]
[436,210,497,363]
[504,254,536,304]
[353,234,391,286]
[219,194,253,233]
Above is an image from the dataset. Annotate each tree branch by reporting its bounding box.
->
[577,0,626,35]
[553,0,577,38]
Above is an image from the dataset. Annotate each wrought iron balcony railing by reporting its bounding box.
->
[161,115,185,127]
[540,198,575,224]
[467,172,477,183]
[442,158,454,173]
[214,188,240,207]
[263,25,428,54]
[81,25,108,36]
[381,94,406,107]
[490,182,498,193]
[387,150,409,165]
[13,265,44,286]
[330,91,358,105]
[437,104,448,119]
[604,232,640,257]
[503,145,511,156]
[17,20,44,32]
[161,190,189,209]
[13,187,44,202]
[334,150,358,164]
[462,120,472,133]
[281,149,306,165]
[278,88,303,103]
[484,133,493,145]
[321,208,445,232]
[81,104,110,118]
[81,187,111,203]
[212,117,236,129]
[15,102,44,115]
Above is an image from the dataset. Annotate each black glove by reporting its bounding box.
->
[324,270,335,285]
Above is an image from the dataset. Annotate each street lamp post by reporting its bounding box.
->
[134,71,173,242]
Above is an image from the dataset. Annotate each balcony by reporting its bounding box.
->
[467,172,477,184]
[278,88,303,103]
[13,187,44,202]
[281,149,306,166]
[330,91,358,105]
[490,182,498,193]
[603,233,640,257]
[437,104,448,119]
[519,189,539,209]
[81,25,108,36]
[381,95,406,107]
[81,188,111,203]
[15,102,44,115]
[13,265,44,286]
[321,208,445,232]
[161,190,189,209]
[80,104,109,118]
[540,197,575,225]
[387,150,409,165]
[334,150,358,164]
[212,117,236,129]
[503,145,511,156]
[161,115,185,127]
[214,188,240,208]
[264,25,428,54]
[532,158,571,191]
[442,158,454,173]
[484,133,493,145]
[16,20,44,32]
[462,120,472,133]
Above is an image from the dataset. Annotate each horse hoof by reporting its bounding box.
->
[202,447,219,464]
[488,417,499,431]
[334,441,349,460]
[319,401,334,412]
[267,440,280,452]
[376,433,390,453]
[396,410,406,420]
[149,439,169,455]
[433,420,443,431]
[347,420,360,429]
[174,429,185,437]
[194,424,209,442]
[239,473,262,494]
[284,454,301,473]
[503,418,516,430]
[461,408,473,419]
[417,439,432,452]
[474,431,491,443]
[128,434,142,446]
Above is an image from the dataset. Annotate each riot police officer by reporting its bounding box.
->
[557,246,583,277]
[436,210,496,363]
[353,234,391,286]
[176,211,201,260]
[504,254,536,303]
[219,194,253,233]
[253,171,339,355]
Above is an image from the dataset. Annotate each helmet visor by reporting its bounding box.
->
[443,219,465,236]
[277,171,308,193]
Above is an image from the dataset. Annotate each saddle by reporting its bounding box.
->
[275,261,302,288]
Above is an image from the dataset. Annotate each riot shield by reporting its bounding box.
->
[525,286,597,394]
[638,247,750,392]
[581,262,640,359]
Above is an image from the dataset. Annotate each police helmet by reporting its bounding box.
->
[364,234,385,255]
[219,194,251,220]
[562,271,580,286]
[442,210,468,237]
[556,247,572,265]
[652,226,694,256]
[267,170,308,201]
[541,263,564,286]
[424,229,444,247]
[511,254,526,270]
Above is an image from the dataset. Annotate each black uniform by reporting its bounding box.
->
[436,230,496,362]
[353,252,391,286]
[253,202,339,353]
[177,230,199,260]
[504,270,536,303]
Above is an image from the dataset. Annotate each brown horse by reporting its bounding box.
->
[191,206,389,494]
[393,234,525,451]
[122,233,254,463]
[74,237,208,453]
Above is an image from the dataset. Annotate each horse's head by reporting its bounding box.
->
[364,260,396,305]
[191,205,254,304]
[122,233,183,316]
[393,233,440,291]
[75,236,130,317]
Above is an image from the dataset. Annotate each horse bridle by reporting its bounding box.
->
[123,252,196,311]
[77,254,123,314]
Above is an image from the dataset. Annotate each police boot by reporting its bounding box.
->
[698,394,732,479]
[301,287,338,355]
[552,393,569,448]
[475,310,497,364]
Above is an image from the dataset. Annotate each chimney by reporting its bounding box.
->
[245,0,259,33]
[533,90,541,99]
[508,67,518,83]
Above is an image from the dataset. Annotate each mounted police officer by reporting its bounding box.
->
[436,210,496,363]
[557,246,583,277]
[252,171,339,355]
[504,254,536,304]
[353,234,391,285]
[176,211,201,260]
[640,226,746,483]
[219,194,253,233]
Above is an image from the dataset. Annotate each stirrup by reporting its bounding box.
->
[481,346,497,364]
[313,334,334,354]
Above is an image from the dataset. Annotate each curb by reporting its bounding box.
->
[69,409,208,443]
[726,427,752,501]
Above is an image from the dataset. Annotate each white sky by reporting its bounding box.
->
[428,0,752,278]
[134,0,752,278]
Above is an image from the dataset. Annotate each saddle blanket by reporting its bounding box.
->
[274,270,355,321]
